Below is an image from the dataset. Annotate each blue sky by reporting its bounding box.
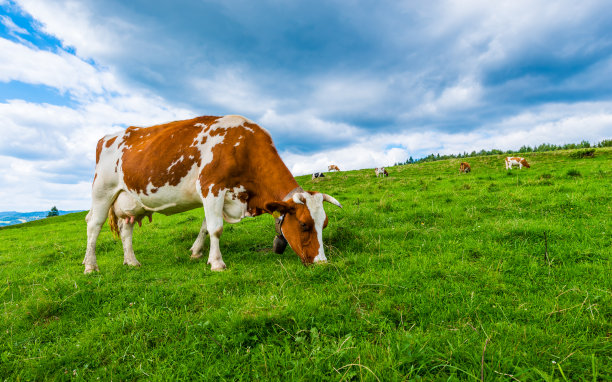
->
[1,0,611,211]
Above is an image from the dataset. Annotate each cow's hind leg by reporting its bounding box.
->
[83,192,117,274]
[119,218,141,266]
[203,192,226,271]
[190,218,208,259]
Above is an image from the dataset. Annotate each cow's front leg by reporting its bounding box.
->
[190,218,208,259]
[203,193,226,271]
[119,218,141,267]
[83,191,117,274]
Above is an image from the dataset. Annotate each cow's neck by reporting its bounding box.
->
[265,171,302,203]
[247,159,302,214]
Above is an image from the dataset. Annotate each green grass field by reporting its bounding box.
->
[1,149,610,381]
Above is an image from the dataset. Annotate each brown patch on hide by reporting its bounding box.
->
[105,136,117,148]
[95,138,104,164]
[120,116,220,194]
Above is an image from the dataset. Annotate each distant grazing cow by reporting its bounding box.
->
[505,157,530,170]
[375,167,389,177]
[459,162,471,173]
[312,172,325,180]
[84,115,342,274]
[328,164,340,172]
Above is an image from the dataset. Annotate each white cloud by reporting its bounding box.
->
[260,109,363,142]
[283,143,409,177]
[0,37,117,98]
[14,0,133,59]
[413,78,482,116]
[0,155,92,211]
[309,75,389,115]
[439,0,607,68]
[192,69,277,114]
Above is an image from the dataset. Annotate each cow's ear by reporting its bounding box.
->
[265,201,294,217]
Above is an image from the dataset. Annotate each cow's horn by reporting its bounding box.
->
[293,193,306,205]
[322,194,342,208]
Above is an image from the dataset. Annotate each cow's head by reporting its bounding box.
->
[265,192,342,265]
[521,159,531,168]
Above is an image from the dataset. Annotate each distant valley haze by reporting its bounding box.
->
[0,210,84,227]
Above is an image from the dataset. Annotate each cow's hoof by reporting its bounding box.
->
[84,265,100,274]
[313,254,328,263]
[190,252,204,259]
[123,260,141,267]
[209,261,226,271]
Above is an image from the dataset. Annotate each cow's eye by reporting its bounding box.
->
[299,222,308,231]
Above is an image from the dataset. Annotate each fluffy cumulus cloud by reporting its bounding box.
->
[0,0,611,211]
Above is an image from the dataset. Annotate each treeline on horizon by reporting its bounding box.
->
[396,138,612,166]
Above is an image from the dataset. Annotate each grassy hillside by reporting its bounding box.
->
[0,149,610,380]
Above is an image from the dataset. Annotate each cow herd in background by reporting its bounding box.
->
[312,156,531,180]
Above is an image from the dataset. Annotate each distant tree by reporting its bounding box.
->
[47,206,59,217]
[597,139,612,147]
[397,139,599,166]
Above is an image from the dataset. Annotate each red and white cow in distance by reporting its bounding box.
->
[84,115,342,274]
[459,162,471,173]
[328,164,340,172]
[505,157,530,170]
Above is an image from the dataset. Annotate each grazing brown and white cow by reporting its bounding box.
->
[375,167,388,177]
[83,115,342,274]
[328,164,340,172]
[505,157,530,170]
[459,162,471,173]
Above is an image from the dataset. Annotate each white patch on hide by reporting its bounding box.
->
[211,115,252,130]
[222,185,249,223]
[303,193,327,262]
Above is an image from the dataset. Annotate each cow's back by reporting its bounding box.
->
[94,115,289,216]
[119,116,219,195]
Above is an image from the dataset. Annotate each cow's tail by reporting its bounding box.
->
[108,206,120,240]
